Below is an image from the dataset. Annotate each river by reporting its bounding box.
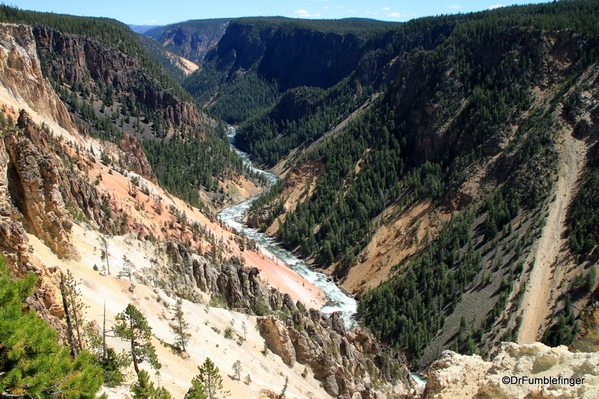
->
[217,127,358,327]
[218,128,428,385]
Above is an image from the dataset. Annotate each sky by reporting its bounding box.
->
[14,0,551,26]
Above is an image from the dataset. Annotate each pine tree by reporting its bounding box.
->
[132,370,158,399]
[169,298,191,352]
[232,360,242,381]
[0,257,103,398]
[100,347,129,387]
[278,376,288,399]
[185,358,226,399]
[120,255,133,281]
[60,270,88,356]
[114,304,161,376]
[100,236,110,275]
[130,370,174,399]
[155,387,174,399]
[60,271,79,358]
[83,304,128,387]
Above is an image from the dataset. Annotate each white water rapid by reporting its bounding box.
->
[217,127,357,327]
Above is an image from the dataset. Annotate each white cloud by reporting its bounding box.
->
[294,9,322,17]
[145,20,158,24]
[447,4,462,9]
[347,9,359,13]
[338,5,345,8]
[324,6,330,9]
[388,12,402,17]
[366,11,379,15]
[488,3,505,9]
[382,7,391,10]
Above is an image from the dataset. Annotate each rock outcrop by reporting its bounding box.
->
[258,316,297,366]
[0,114,66,332]
[2,111,74,259]
[258,311,410,398]
[424,343,599,399]
[162,238,411,398]
[112,133,156,183]
[0,23,75,131]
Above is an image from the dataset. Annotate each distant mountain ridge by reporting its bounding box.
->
[128,24,159,33]
[179,17,403,124]
[142,18,231,64]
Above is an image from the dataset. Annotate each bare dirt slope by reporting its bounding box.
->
[339,200,451,295]
[26,230,332,399]
[518,130,587,344]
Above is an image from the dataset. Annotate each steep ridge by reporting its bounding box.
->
[0,5,260,210]
[137,34,199,83]
[0,23,75,132]
[33,25,205,135]
[183,17,405,124]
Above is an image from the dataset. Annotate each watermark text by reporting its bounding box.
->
[501,375,585,387]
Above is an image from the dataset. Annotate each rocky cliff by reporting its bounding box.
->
[0,22,163,322]
[163,238,412,398]
[33,25,206,134]
[258,315,409,398]
[0,23,75,131]
[4,111,74,259]
[144,19,230,64]
[208,21,364,90]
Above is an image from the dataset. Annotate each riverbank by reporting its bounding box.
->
[242,248,328,309]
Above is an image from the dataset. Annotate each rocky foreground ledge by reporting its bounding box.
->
[424,342,599,399]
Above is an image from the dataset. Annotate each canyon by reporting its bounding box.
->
[2,1,599,398]
[0,20,411,399]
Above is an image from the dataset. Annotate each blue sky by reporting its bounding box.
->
[15,0,550,26]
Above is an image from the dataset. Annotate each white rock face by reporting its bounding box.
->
[0,23,75,132]
[425,342,599,399]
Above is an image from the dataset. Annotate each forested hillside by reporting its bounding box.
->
[0,5,256,209]
[175,0,599,365]
[182,17,402,124]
